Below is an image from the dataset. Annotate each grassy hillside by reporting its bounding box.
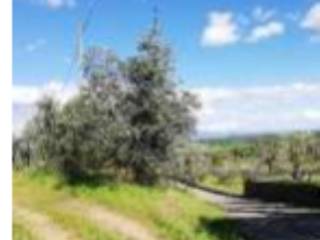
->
[13,170,242,240]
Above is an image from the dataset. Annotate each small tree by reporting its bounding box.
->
[286,133,314,181]
[120,21,198,184]
[258,137,279,175]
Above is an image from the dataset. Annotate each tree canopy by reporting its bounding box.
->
[15,21,199,185]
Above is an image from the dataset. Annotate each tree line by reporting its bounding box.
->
[255,132,320,182]
[205,133,320,183]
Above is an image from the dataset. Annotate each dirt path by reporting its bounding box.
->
[13,205,74,240]
[61,200,160,240]
[177,182,320,240]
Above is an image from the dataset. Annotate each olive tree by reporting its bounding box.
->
[120,22,198,184]
[17,21,198,185]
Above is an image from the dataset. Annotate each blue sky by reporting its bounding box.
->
[13,0,320,136]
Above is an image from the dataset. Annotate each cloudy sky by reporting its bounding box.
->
[13,0,320,137]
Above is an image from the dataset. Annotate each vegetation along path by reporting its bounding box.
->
[179,183,320,240]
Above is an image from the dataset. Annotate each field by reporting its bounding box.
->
[13,170,242,240]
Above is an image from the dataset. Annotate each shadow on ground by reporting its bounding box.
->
[197,196,320,240]
[198,217,243,240]
[175,181,320,240]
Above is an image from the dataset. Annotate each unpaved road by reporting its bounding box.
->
[14,205,74,240]
[13,199,160,240]
[62,200,159,240]
[178,183,320,240]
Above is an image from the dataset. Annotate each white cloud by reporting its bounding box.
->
[301,3,320,33]
[25,38,46,53]
[303,109,320,120]
[190,82,320,137]
[12,80,78,135]
[247,21,285,43]
[201,11,240,47]
[13,80,77,105]
[47,0,75,9]
[201,8,287,47]
[13,81,320,138]
[30,0,76,9]
[252,6,275,22]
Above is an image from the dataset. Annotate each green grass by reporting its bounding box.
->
[68,184,240,240]
[13,222,37,240]
[13,170,243,240]
[201,175,244,195]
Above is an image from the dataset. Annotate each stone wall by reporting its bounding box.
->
[244,179,320,208]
